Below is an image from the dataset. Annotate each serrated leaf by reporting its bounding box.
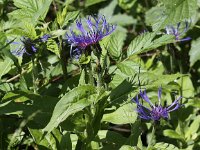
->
[102,103,137,124]
[10,0,53,25]
[43,85,96,133]
[47,38,60,57]
[147,0,197,30]
[62,11,79,28]
[107,31,126,59]
[127,32,174,57]
[189,37,200,66]
[127,32,155,56]
[117,60,146,76]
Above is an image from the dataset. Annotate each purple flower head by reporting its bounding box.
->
[10,35,50,57]
[132,88,182,121]
[11,37,38,56]
[66,15,116,57]
[165,21,191,42]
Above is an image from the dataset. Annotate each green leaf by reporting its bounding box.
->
[85,0,106,7]
[110,14,136,26]
[127,32,174,57]
[47,38,60,57]
[10,0,53,25]
[117,60,146,76]
[147,0,197,30]
[0,91,59,128]
[119,145,135,150]
[102,103,137,124]
[153,142,179,150]
[62,11,79,28]
[189,37,200,66]
[107,31,126,59]
[176,76,194,98]
[185,116,200,140]
[99,0,117,16]
[163,129,185,141]
[43,85,96,133]
[0,57,13,79]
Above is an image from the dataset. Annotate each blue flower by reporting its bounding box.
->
[165,21,191,42]
[132,88,182,121]
[66,15,116,57]
[10,35,50,56]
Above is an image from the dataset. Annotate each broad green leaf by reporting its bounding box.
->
[147,0,197,30]
[176,76,194,98]
[117,60,146,76]
[10,0,53,25]
[127,32,174,57]
[153,142,179,150]
[107,31,126,59]
[99,0,117,16]
[110,14,136,26]
[43,85,96,133]
[189,37,200,66]
[0,91,58,128]
[102,103,137,124]
[163,129,185,141]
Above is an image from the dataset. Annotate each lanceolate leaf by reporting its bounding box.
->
[43,85,96,133]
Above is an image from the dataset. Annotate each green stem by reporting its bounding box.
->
[31,57,37,94]
[147,124,156,149]
[59,37,68,81]
[88,62,94,85]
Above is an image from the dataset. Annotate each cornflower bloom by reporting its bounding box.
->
[11,35,50,56]
[66,15,116,58]
[132,88,182,121]
[165,21,191,42]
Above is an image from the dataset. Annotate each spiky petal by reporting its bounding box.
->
[132,88,182,121]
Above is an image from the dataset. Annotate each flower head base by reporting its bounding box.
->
[132,88,182,121]
[165,21,191,42]
[66,15,116,58]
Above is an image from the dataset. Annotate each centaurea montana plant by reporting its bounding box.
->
[132,88,182,121]
[66,15,116,59]
[11,34,50,56]
[165,21,191,42]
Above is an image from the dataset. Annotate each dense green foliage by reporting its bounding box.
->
[0,0,200,149]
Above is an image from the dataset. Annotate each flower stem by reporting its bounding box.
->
[59,37,68,81]
[147,124,156,149]
[31,57,37,94]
